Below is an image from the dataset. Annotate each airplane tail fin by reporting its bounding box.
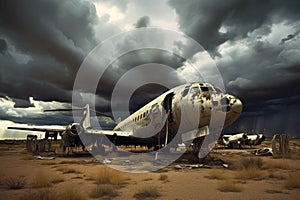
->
[44,104,112,130]
[81,104,91,130]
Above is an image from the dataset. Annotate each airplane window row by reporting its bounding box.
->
[133,110,149,123]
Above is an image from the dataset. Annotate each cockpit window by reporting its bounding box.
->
[200,86,214,92]
[201,87,209,92]
[190,87,200,94]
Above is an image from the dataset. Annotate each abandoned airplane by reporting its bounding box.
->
[8,82,243,155]
[219,129,266,148]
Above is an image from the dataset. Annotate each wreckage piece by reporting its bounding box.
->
[25,134,52,153]
[219,129,266,149]
[253,148,273,156]
[272,134,289,157]
[173,164,211,169]
[34,155,56,160]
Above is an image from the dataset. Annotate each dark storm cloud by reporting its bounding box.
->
[280,31,299,44]
[168,0,300,136]
[0,38,8,54]
[216,34,300,136]
[95,49,185,113]
[0,0,299,137]
[0,0,98,103]
[135,16,150,28]
[168,0,300,53]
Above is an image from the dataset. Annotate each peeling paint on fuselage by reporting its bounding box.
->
[113,82,242,146]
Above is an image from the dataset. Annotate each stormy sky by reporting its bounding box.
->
[0,0,299,138]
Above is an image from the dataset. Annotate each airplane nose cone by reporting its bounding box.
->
[231,98,243,114]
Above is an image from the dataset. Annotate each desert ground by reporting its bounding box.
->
[0,138,299,200]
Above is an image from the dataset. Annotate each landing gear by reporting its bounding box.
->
[189,137,205,163]
[91,138,106,155]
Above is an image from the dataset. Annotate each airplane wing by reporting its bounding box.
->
[7,125,66,132]
[85,129,132,137]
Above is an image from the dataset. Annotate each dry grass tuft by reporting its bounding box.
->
[89,184,118,199]
[56,165,81,174]
[235,157,266,180]
[240,157,264,170]
[30,170,52,188]
[4,176,27,189]
[205,169,227,180]
[50,175,65,184]
[265,189,283,194]
[58,183,85,200]
[134,186,161,200]
[20,189,57,200]
[284,173,300,189]
[268,172,285,180]
[159,174,168,181]
[41,161,57,165]
[288,151,300,160]
[235,167,266,180]
[143,177,153,181]
[95,167,126,186]
[217,180,243,193]
[264,159,292,170]
[59,160,82,164]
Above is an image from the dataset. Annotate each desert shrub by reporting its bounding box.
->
[20,189,57,200]
[143,177,153,181]
[41,161,57,166]
[89,184,118,199]
[58,183,85,200]
[159,174,168,181]
[241,157,263,170]
[268,172,285,180]
[217,180,243,192]
[50,175,65,184]
[205,169,227,180]
[285,173,300,189]
[56,166,81,174]
[265,189,283,194]
[134,186,161,200]
[30,170,51,188]
[264,160,292,170]
[95,167,125,185]
[235,167,266,180]
[4,176,26,189]
[235,157,266,180]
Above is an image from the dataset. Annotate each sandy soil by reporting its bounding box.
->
[0,138,299,200]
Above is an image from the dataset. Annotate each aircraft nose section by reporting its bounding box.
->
[231,98,243,114]
[222,94,243,127]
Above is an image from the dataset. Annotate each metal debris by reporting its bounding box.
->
[174,164,211,169]
[222,164,229,168]
[102,158,112,164]
[253,148,273,156]
[34,155,55,160]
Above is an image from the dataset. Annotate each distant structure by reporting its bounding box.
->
[26,134,51,153]
[272,134,289,157]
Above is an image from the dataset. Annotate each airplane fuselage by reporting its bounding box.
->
[111,82,242,148]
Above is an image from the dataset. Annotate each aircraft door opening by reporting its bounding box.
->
[163,92,174,123]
